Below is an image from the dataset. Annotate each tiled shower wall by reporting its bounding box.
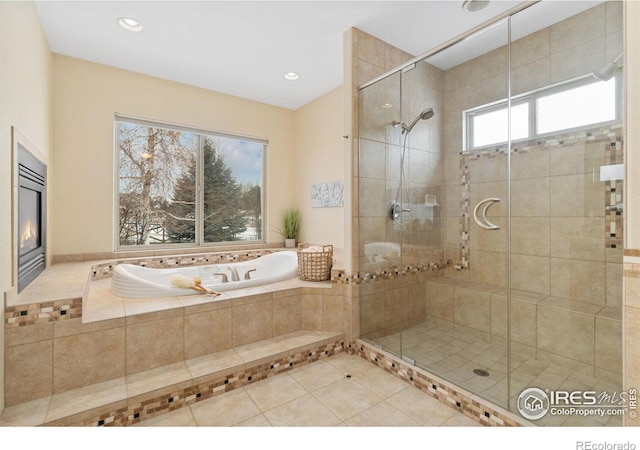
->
[355,2,624,355]
[440,2,623,309]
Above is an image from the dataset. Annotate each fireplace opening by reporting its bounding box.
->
[17,143,46,293]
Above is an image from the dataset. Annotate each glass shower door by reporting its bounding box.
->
[357,70,405,356]
[400,19,511,410]
[509,1,624,426]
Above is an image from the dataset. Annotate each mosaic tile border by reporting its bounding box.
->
[351,340,529,427]
[90,249,280,280]
[52,339,346,426]
[331,260,446,285]
[4,298,82,328]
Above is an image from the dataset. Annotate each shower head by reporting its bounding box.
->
[393,107,435,134]
[593,52,623,81]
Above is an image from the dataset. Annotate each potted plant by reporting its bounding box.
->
[279,208,300,248]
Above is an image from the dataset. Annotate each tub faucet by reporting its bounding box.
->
[244,269,257,280]
[227,266,240,282]
[213,273,229,283]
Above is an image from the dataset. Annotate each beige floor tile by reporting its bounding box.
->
[312,378,382,421]
[133,407,197,426]
[344,400,420,427]
[441,413,483,426]
[234,414,272,427]
[243,373,308,412]
[386,386,458,426]
[288,359,346,391]
[264,393,342,426]
[323,352,375,375]
[190,388,261,426]
[352,365,410,399]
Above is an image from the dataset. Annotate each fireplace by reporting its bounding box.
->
[17,143,46,293]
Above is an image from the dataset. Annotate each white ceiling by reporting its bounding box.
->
[34,0,603,110]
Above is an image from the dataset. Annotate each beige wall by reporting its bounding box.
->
[52,54,296,256]
[293,85,345,261]
[0,1,53,414]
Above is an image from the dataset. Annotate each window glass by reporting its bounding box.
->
[116,119,264,248]
[471,102,528,148]
[465,76,618,151]
[536,78,616,134]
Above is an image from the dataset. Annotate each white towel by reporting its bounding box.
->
[301,245,324,253]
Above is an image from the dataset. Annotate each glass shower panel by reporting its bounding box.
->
[358,70,404,355]
[509,1,623,427]
[401,19,510,409]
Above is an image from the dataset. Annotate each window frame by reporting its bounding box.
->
[113,114,267,252]
[463,73,622,152]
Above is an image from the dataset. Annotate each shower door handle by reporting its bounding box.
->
[473,198,501,230]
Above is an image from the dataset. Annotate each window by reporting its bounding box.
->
[115,116,265,249]
[464,75,620,151]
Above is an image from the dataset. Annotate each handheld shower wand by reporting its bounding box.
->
[392,108,435,134]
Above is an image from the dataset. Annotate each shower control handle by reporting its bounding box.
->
[473,198,501,230]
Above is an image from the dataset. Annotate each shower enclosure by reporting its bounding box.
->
[358,0,623,426]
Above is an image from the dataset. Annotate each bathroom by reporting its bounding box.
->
[1,0,640,438]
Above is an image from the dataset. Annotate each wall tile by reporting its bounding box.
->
[595,317,622,373]
[5,340,52,406]
[537,306,594,364]
[184,308,233,359]
[232,299,273,347]
[453,287,491,333]
[126,316,184,375]
[53,327,125,393]
[273,295,302,336]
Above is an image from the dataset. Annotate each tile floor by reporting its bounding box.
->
[370,317,623,427]
[132,352,480,427]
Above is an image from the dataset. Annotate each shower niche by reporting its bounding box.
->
[357,0,623,427]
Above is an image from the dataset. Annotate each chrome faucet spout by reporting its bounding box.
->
[228,267,240,282]
[213,273,229,283]
[244,268,257,280]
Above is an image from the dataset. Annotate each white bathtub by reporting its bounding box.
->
[110,251,299,299]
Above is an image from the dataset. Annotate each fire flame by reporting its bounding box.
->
[20,220,38,249]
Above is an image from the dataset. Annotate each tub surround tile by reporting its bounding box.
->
[125,316,185,375]
[4,340,53,407]
[0,332,345,427]
[0,397,50,427]
[53,326,126,394]
[184,307,233,359]
[45,377,128,423]
[185,349,246,382]
[126,361,193,400]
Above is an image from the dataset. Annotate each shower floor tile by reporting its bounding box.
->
[366,318,624,427]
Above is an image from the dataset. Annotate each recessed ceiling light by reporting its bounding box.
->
[381,103,394,109]
[118,17,143,32]
[462,0,490,13]
[284,72,300,81]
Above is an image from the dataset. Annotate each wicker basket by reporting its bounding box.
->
[297,243,333,281]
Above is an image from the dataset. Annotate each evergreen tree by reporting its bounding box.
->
[202,138,247,241]
[165,138,247,242]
